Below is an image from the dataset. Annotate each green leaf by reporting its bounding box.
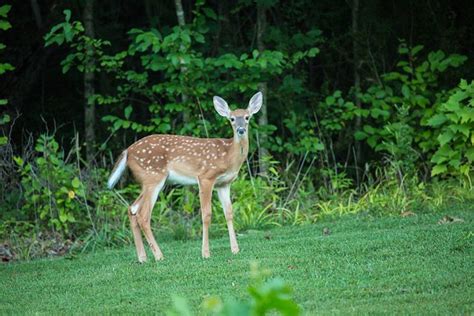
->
[13,156,23,166]
[431,164,447,176]
[202,8,217,20]
[0,113,10,124]
[455,124,470,138]
[0,5,12,18]
[354,131,367,140]
[427,114,447,127]
[398,45,409,55]
[401,85,410,98]
[459,79,468,90]
[59,212,69,223]
[113,119,122,131]
[72,177,81,189]
[367,135,378,148]
[124,105,133,119]
[375,90,385,99]
[307,47,319,57]
[0,62,14,74]
[466,147,474,162]
[325,96,335,105]
[437,130,454,146]
[0,20,12,31]
[63,10,72,22]
[363,125,376,134]
[411,45,424,56]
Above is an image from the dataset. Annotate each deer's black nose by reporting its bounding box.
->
[237,127,246,135]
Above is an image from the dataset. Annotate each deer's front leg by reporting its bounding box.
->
[198,178,215,258]
[217,185,239,254]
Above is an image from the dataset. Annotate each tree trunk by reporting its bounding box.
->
[352,0,362,172]
[83,0,95,163]
[29,0,43,29]
[174,0,189,124]
[174,0,185,26]
[257,2,269,175]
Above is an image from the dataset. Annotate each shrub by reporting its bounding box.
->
[14,134,86,234]
[427,79,474,183]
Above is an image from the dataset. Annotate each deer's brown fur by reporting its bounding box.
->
[108,93,262,262]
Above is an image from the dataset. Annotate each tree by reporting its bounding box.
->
[256,1,269,175]
[83,0,95,163]
[174,0,190,124]
[352,0,362,167]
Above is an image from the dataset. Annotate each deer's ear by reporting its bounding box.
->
[248,92,263,115]
[213,96,230,118]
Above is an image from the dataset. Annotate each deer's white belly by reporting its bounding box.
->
[216,171,238,185]
[167,170,198,185]
[166,169,239,186]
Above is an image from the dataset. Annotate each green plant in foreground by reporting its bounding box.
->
[167,263,300,316]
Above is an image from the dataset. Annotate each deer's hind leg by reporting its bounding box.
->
[198,178,215,258]
[128,192,147,263]
[136,177,166,261]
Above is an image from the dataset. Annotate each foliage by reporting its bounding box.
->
[43,5,320,157]
[0,4,13,146]
[44,10,110,74]
[167,264,300,316]
[3,133,472,260]
[14,135,86,234]
[355,43,467,151]
[315,42,469,179]
[427,79,474,182]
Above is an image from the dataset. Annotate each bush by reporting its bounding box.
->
[14,134,86,234]
[428,79,474,183]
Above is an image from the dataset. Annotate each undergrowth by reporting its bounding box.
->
[0,133,472,261]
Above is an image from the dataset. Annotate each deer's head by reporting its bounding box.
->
[213,92,263,138]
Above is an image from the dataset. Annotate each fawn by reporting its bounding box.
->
[107,92,263,262]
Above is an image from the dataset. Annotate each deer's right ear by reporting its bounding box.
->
[213,96,230,118]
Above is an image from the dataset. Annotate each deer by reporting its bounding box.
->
[107,92,263,262]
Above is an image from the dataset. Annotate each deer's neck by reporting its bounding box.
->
[230,134,249,163]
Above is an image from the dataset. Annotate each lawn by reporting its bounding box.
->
[1,204,473,315]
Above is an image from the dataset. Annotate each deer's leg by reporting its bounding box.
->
[129,193,147,263]
[198,178,215,258]
[137,179,166,261]
[217,185,239,254]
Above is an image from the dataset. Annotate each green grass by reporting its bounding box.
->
[1,204,473,315]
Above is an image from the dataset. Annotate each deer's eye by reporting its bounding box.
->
[244,116,249,121]
[230,117,236,122]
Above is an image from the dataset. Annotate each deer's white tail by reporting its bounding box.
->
[107,150,128,189]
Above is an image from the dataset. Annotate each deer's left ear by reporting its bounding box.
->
[247,92,263,115]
